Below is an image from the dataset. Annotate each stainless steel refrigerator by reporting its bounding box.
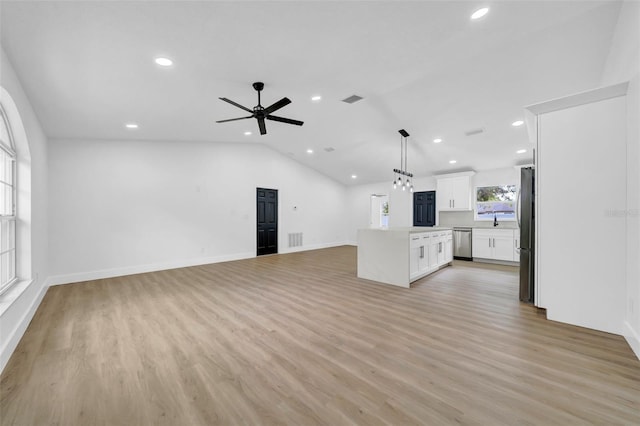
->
[518,167,535,304]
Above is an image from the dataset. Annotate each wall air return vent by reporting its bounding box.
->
[342,95,364,104]
[288,233,303,248]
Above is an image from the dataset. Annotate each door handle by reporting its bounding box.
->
[516,188,522,228]
[420,246,424,259]
[452,199,455,208]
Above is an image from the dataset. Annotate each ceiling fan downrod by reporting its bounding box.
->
[253,82,264,108]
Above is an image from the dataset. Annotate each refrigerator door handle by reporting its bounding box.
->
[516,188,521,228]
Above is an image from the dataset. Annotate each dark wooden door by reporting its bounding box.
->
[257,188,278,256]
[413,191,436,226]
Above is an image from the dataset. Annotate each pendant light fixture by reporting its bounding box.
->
[393,129,414,193]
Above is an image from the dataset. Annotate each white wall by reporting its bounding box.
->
[601,0,640,357]
[48,139,348,283]
[0,48,49,372]
[472,167,519,189]
[536,95,627,335]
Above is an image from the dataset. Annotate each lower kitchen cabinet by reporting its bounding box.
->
[472,229,518,262]
[436,234,446,265]
[425,234,436,270]
[358,228,453,288]
[423,231,452,274]
[409,234,423,280]
[444,232,453,263]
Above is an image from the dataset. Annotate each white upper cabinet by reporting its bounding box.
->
[436,172,475,211]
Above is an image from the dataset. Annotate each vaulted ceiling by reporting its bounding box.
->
[0,1,622,184]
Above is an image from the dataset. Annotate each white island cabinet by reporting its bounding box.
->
[357,228,453,288]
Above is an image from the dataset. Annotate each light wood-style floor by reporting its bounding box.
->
[1,246,639,425]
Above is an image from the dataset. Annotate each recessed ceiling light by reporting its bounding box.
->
[244,131,252,136]
[449,160,457,164]
[311,95,322,102]
[154,57,173,67]
[351,174,357,179]
[125,123,138,129]
[306,149,313,154]
[517,149,527,154]
[512,120,524,127]
[471,7,489,20]
[433,138,443,143]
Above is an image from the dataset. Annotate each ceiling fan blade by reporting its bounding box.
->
[266,115,304,126]
[219,97,253,113]
[216,116,253,123]
[263,97,291,115]
[257,117,267,135]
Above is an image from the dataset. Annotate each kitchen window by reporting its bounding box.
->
[0,106,17,295]
[474,185,517,221]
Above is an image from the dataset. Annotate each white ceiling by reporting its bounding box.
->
[0,0,622,185]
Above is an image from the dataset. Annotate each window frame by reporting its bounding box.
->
[0,105,18,295]
[474,184,517,222]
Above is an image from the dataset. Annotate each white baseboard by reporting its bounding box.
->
[0,277,49,374]
[48,251,256,286]
[623,320,640,360]
[280,241,352,254]
[48,242,353,286]
[472,258,520,267]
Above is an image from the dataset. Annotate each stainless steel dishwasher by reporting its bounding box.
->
[453,227,472,260]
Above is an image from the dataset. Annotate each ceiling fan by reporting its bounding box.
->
[216,82,304,135]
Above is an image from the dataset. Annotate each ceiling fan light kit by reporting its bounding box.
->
[216,82,304,135]
[393,129,414,193]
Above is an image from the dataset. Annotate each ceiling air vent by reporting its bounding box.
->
[465,128,485,136]
[324,147,335,152]
[342,95,364,104]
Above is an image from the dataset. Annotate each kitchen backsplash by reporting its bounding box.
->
[439,210,518,229]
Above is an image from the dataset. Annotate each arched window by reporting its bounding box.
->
[0,105,17,294]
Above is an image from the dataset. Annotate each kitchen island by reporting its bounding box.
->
[357,227,453,288]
